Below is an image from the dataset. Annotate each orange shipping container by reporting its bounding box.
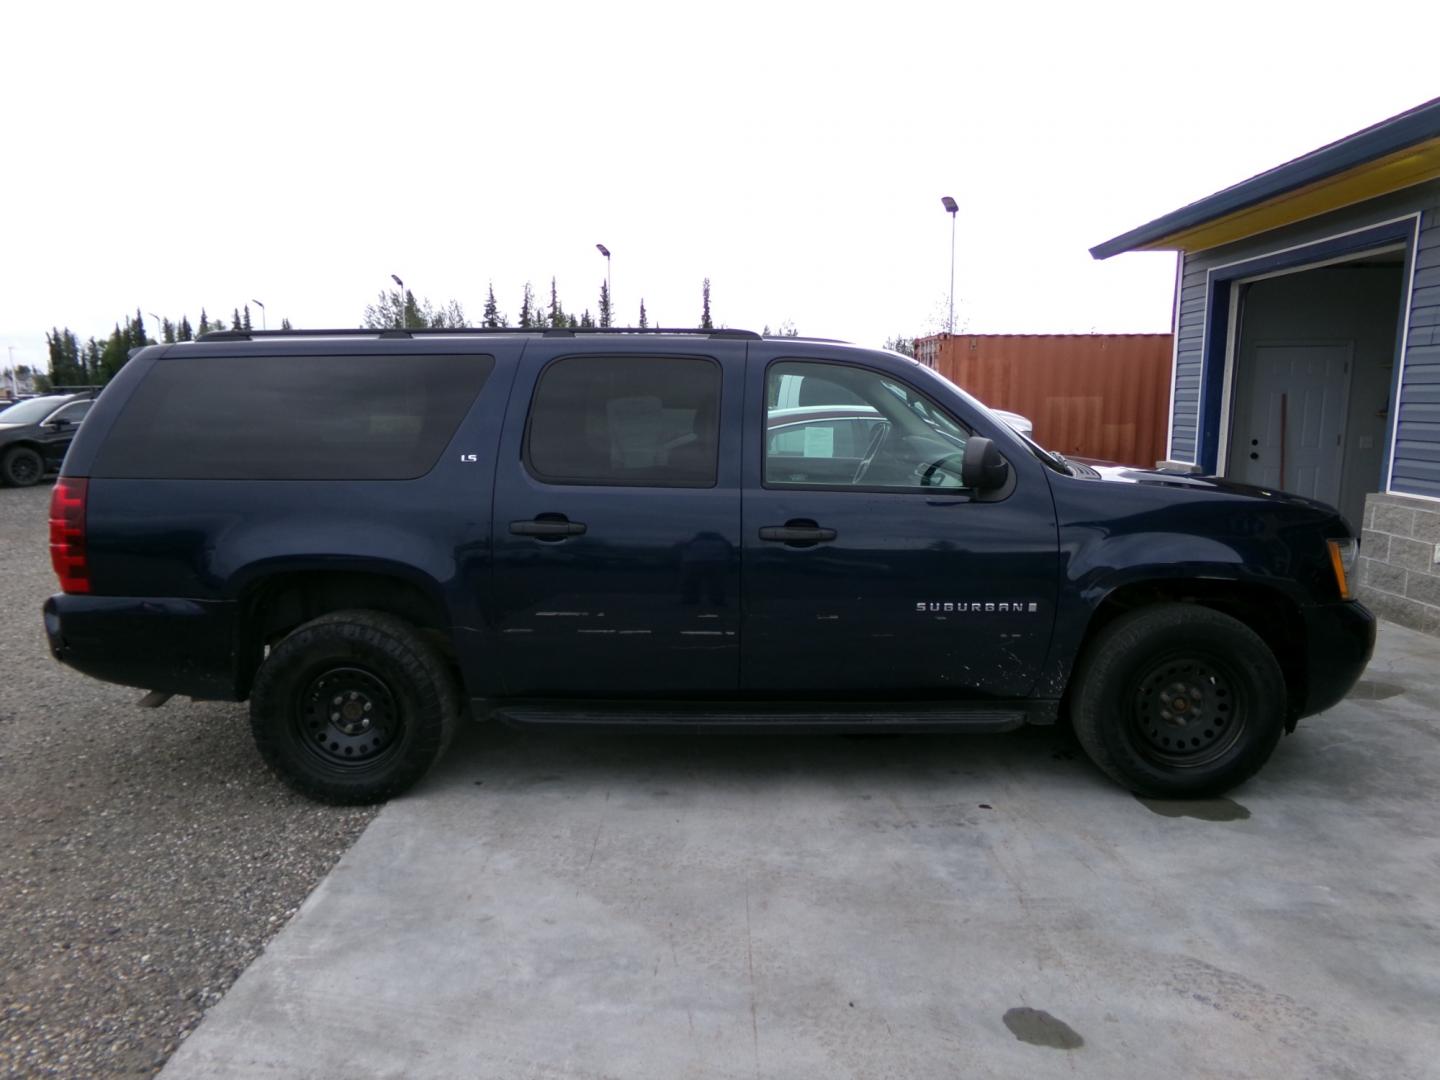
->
[916,334,1173,468]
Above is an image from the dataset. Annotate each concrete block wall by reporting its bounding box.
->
[1358,493,1440,635]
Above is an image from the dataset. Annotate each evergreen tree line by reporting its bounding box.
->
[42,304,291,389]
[39,277,818,388]
[362,276,744,335]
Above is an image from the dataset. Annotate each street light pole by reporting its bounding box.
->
[941,196,958,336]
[391,274,405,329]
[251,299,266,331]
[595,244,611,327]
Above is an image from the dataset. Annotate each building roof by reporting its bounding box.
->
[1091,96,1440,259]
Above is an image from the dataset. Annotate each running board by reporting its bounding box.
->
[486,702,1038,733]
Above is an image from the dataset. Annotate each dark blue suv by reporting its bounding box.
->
[43,328,1374,803]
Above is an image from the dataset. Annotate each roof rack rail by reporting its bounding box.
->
[194,326,765,342]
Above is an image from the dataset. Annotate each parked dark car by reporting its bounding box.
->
[0,391,97,487]
[42,328,1373,804]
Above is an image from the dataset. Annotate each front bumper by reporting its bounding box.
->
[1296,600,1376,720]
[43,594,242,701]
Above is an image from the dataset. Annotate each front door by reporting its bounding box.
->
[740,354,1059,699]
[490,344,744,698]
[1229,343,1351,506]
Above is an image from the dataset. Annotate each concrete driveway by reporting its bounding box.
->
[162,623,1440,1080]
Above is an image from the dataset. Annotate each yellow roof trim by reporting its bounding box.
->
[1138,135,1440,253]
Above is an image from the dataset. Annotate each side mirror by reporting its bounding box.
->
[961,436,1010,491]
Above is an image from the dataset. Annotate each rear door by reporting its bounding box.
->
[741,349,1060,699]
[489,340,744,698]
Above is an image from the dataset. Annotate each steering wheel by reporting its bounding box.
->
[851,422,890,484]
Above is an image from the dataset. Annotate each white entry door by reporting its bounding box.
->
[1230,343,1351,506]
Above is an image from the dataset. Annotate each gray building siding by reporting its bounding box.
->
[1168,180,1440,497]
[1394,213,1440,497]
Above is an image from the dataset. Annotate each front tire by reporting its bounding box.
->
[1071,604,1286,798]
[250,610,460,804]
[1,446,45,487]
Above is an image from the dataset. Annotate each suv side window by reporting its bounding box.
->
[764,361,972,491]
[526,355,720,487]
[94,354,493,480]
[46,401,91,425]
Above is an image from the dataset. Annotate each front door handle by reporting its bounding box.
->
[510,516,587,539]
[759,521,837,544]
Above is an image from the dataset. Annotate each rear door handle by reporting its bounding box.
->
[510,517,587,539]
[758,522,837,544]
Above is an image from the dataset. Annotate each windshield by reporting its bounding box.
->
[0,396,70,424]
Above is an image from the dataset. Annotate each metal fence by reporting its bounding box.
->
[917,333,1173,467]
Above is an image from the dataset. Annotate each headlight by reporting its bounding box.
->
[1327,538,1358,601]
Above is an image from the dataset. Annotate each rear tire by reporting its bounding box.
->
[1071,604,1286,798]
[1,446,44,487]
[250,610,460,804]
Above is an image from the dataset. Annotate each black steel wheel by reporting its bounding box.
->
[1071,604,1285,797]
[250,610,460,804]
[1,447,44,488]
[1130,654,1247,768]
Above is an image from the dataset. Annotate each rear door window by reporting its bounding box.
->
[525,355,721,487]
[94,353,493,480]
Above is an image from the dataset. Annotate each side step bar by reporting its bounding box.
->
[485,701,1055,733]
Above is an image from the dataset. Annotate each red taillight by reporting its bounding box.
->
[49,478,90,594]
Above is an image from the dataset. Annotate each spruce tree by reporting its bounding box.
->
[598,281,612,328]
[178,315,193,341]
[45,328,85,386]
[700,278,713,330]
[198,309,210,335]
[519,283,537,328]
[638,299,648,329]
[548,277,563,328]
[162,318,176,344]
[232,307,243,332]
[402,290,422,329]
[83,338,102,382]
[280,316,293,331]
[99,325,129,382]
[483,283,502,328]
[243,305,252,331]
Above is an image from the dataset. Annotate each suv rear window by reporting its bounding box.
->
[94,354,492,480]
[525,355,720,487]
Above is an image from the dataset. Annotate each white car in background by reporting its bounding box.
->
[990,408,1033,439]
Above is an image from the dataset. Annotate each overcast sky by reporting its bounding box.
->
[2,1,1436,375]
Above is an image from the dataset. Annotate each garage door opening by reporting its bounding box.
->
[1222,249,1405,526]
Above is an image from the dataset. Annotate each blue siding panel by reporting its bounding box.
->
[1394,206,1440,498]
[1168,182,1440,480]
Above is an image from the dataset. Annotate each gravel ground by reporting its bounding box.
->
[0,485,378,1077]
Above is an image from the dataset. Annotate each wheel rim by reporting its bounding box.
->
[1130,653,1247,768]
[296,666,403,769]
[8,453,40,485]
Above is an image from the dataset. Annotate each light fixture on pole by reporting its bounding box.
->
[251,299,266,331]
[391,274,405,329]
[941,196,958,335]
[147,312,162,343]
[595,244,611,327]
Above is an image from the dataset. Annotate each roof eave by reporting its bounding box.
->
[1091,96,1440,260]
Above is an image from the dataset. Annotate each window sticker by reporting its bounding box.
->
[803,425,835,458]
